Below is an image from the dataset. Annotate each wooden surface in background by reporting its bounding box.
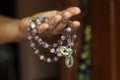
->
[88,0,120,80]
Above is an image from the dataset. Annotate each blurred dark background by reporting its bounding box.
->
[0,0,18,80]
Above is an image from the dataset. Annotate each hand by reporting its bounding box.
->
[19,7,81,37]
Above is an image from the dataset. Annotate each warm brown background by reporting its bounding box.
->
[89,0,120,80]
[16,0,120,80]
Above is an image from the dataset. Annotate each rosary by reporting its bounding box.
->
[27,17,77,68]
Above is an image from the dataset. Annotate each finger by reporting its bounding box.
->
[46,14,62,31]
[51,7,81,34]
[51,21,67,35]
[62,11,72,23]
[37,23,49,34]
[52,20,80,35]
[33,10,58,18]
[58,7,81,17]
[71,21,80,30]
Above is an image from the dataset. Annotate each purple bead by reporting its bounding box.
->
[60,35,66,40]
[30,43,35,47]
[34,49,39,54]
[27,27,31,32]
[39,55,44,60]
[72,34,77,39]
[34,36,39,40]
[47,58,51,63]
[43,43,49,48]
[53,57,59,61]
[65,27,72,32]
[28,35,32,40]
[50,48,55,53]
[56,48,60,53]
[53,43,58,48]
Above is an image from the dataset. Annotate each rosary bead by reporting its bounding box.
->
[71,42,74,46]
[37,38,43,45]
[43,43,49,48]
[61,35,66,40]
[30,22,36,28]
[30,43,35,48]
[27,27,31,32]
[53,57,59,61]
[67,39,71,43]
[34,36,39,40]
[40,55,44,60]
[43,17,49,22]
[34,49,39,54]
[50,48,55,53]
[72,34,77,39]
[32,18,36,22]
[53,43,58,48]
[28,35,33,40]
[65,27,72,33]
[56,48,60,53]
[36,18,43,24]
[32,29,38,33]
[47,58,51,63]
[57,53,62,57]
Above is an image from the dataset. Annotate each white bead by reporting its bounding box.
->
[34,36,39,40]
[50,48,55,53]
[34,49,39,54]
[40,55,44,60]
[31,22,36,28]
[30,43,35,47]
[36,18,42,24]
[47,58,51,63]
[61,35,66,40]
[57,53,62,57]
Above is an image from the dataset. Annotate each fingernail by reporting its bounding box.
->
[63,12,71,20]
[54,15,61,23]
[43,25,49,30]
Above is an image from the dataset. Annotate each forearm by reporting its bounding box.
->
[0,15,25,44]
